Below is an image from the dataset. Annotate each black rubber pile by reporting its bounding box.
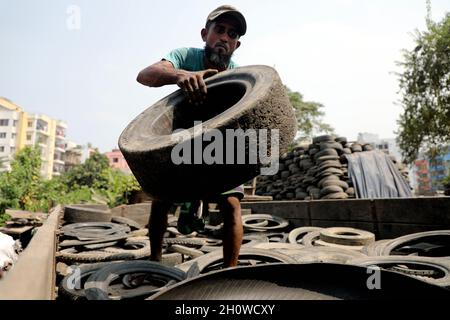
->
[56,219,152,264]
[57,210,450,299]
[255,134,409,200]
[58,260,187,300]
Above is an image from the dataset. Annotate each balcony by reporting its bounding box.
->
[55,145,66,153]
[53,159,64,165]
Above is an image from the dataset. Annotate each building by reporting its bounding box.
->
[64,141,83,172]
[428,148,450,192]
[413,159,433,195]
[24,114,67,178]
[357,133,402,161]
[0,97,68,179]
[64,141,97,171]
[0,97,27,171]
[104,149,131,174]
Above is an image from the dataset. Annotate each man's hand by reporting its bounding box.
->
[176,69,218,105]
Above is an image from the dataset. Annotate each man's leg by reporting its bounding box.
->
[148,199,172,261]
[219,195,243,267]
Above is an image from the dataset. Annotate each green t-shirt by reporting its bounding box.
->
[163,47,238,71]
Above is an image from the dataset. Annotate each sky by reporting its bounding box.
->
[0,0,448,152]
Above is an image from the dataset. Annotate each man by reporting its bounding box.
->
[136,5,247,267]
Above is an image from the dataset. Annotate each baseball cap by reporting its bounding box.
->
[206,5,247,36]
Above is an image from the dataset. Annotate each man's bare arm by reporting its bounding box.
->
[137,60,218,105]
[137,60,184,87]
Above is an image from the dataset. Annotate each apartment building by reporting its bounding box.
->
[24,114,67,178]
[0,97,26,171]
[0,97,67,179]
[413,159,433,195]
[64,141,96,171]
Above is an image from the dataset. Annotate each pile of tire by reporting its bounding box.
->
[255,134,410,200]
[353,230,450,288]
[58,261,187,300]
[389,155,411,186]
[56,220,152,264]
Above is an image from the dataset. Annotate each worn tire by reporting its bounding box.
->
[319,185,344,197]
[362,239,393,256]
[111,216,141,230]
[286,246,367,264]
[288,227,323,244]
[380,230,450,257]
[59,262,121,300]
[242,214,289,231]
[119,66,297,201]
[176,248,298,277]
[84,261,187,300]
[349,256,450,288]
[64,205,112,224]
[321,192,349,200]
[321,180,349,190]
[320,227,375,246]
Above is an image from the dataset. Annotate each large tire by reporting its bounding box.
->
[349,256,450,288]
[288,227,323,244]
[320,227,375,246]
[284,246,367,264]
[380,230,450,257]
[177,248,298,277]
[119,66,297,201]
[64,205,112,223]
[59,262,121,300]
[242,214,289,231]
[57,238,151,263]
[61,222,130,240]
[84,261,187,300]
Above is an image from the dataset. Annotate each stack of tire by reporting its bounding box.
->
[255,134,409,200]
[389,155,411,186]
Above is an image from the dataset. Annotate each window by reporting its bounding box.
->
[28,121,33,127]
[0,133,6,138]
[10,147,15,154]
[112,158,119,163]
[26,134,32,140]
[0,146,4,152]
[0,119,9,126]
[12,133,16,139]
[13,120,18,127]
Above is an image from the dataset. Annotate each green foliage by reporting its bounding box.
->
[0,146,42,211]
[0,148,141,214]
[396,13,450,163]
[286,86,334,140]
[443,174,450,189]
[62,152,110,189]
[0,213,11,227]
[92,169,141,208]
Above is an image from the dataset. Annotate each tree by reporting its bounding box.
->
[396,12,450,163]
[0,146,42,210]
[286,86,334,141]
[62,151,110,189]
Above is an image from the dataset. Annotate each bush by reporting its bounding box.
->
[0,148,141,213]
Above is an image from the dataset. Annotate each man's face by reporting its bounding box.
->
[201,17,241,69]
